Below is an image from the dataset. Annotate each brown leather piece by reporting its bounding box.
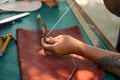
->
[17,26,105,80]
[0,1,42,12]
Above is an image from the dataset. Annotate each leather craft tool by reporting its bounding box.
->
[0,12,30,27]
[0,34,12,56]
[37,14,48,39]
[0,1,42,12]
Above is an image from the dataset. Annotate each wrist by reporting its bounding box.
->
[74,41,86,55]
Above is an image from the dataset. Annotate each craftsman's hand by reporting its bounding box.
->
[41,35,83,56]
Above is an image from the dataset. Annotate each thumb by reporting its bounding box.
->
[46,37,56,44]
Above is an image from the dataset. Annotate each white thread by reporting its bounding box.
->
[44,1,77,80]
[67,55,77,80]
[45,1,75,38]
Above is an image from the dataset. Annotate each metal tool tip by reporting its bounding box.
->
[37,14,41,19]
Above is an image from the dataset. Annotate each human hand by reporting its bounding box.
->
[41,35,83,56]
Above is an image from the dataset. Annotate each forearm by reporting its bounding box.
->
[77,42,120,77]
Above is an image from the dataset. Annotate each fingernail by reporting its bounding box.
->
[46,38,50,42]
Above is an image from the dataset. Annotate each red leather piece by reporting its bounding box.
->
[17,26,105,80]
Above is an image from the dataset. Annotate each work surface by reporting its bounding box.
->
[76,0,120,47]
[0,0,117,80]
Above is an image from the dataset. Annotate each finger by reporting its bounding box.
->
[41,38,54,51]
[44,50,54,56]
[46,37,56,44]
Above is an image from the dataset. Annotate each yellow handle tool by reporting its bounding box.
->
[2,34,12,53]
[0,38,3,46]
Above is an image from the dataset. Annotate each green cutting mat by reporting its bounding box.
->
[0,0,116,80]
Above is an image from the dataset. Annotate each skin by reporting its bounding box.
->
[103,0,120,16]
[41,35,120,77]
